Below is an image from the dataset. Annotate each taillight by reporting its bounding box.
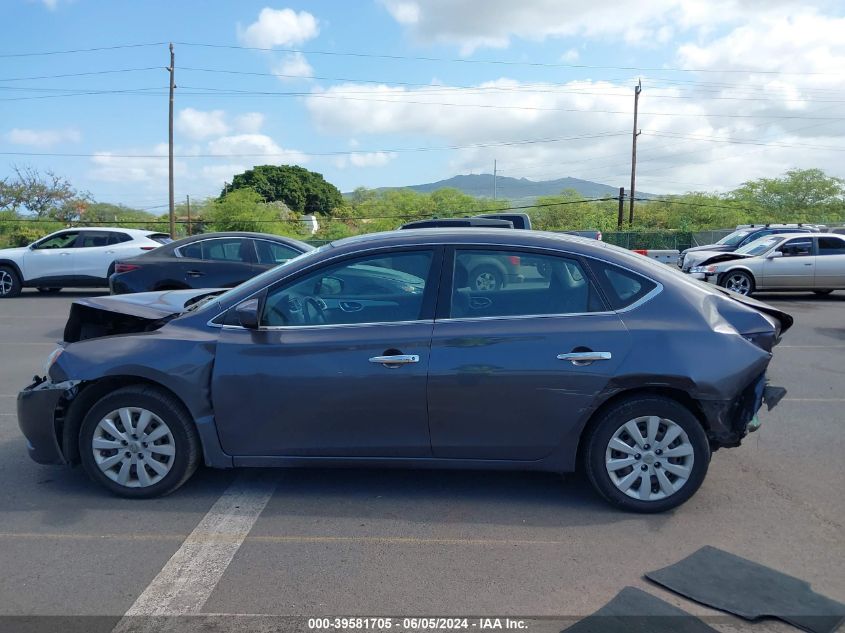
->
[115,263,140,273]
[508,255,521,266]
[140,246,157,251]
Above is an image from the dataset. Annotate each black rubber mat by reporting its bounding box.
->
[560,587,719,633]
[646,546,845,633]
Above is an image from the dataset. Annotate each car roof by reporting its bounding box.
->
[56,227,161,236]
[166,231,311,246]
[331,228,603,254]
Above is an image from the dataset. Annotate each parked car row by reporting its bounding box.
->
[677,225,845,296]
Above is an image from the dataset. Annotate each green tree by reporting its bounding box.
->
[207,188,308,237]
[728,168,845,223]
[224,165,343,215]
[0,165,90,222]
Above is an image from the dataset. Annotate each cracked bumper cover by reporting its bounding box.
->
[17,378,78,465]
[700,374,786,448]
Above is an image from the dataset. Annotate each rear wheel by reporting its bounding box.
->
[0,266,22,298]
[469,265,503,292]
[719,270,755,296]
[584,396,710,513]
[78,385,200,498]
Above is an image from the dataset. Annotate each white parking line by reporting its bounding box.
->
[112,472,275,629]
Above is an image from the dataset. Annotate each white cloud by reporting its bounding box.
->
[378,0,814,53]
[334,151,399,169]
[238,7,319,48]
[272,52,314,80]
[380,0,420,24]
[561,48,579,62]
[89,143,186,184]
[175,108,229,141]
[5,127,80,147]
[207,134,309,165]
[233,112,266,133]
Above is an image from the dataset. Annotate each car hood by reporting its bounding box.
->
[63,288,224,343]
[0,246,29,258]
[683,244,734,255]
[698,252,754,267]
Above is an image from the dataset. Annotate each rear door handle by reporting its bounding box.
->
[186,270,205,277]
[369,354,419,367]
[557,351,612,366]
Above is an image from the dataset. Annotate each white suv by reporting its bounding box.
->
[0,228,171,298]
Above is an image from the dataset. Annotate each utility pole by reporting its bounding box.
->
[617,187,625,229]
[167,42,176,238]
[629,78,642,226]
[493,160,498,200]
[186,194,191,236]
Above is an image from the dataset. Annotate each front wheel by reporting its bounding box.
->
[79,385,201,498]
[584,396,711,513]
[719,270,755,296]
[0,266,22,298]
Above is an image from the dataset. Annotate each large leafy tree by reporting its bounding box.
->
[0,165,90,222]
[728,168,845,222]
[224,165,343,215]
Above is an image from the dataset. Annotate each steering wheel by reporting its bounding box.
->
[303,296,328,325]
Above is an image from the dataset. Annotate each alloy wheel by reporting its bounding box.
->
[725,273,752,295]
[92,407,175,488]
[604,416,695,502]
[0,271,12,296]
[474,272,498,291]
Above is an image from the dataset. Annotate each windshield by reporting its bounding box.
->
[735,235,784,256]
[191,243,332,311]
[717,229,753,246]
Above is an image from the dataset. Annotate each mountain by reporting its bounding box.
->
[348,174,650,202]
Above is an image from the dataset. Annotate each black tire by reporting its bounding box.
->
[0,265,22,298]
[78,385,201,498]
[813,289,834,296]
[718,269,755,296]
[584,396,711,513]
[37,287,62,294]
[469,265,503,291]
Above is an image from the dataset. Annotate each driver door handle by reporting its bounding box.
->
[369,354,419,366]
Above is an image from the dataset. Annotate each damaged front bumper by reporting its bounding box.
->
[701,373,787,448]
[17,377,78,465]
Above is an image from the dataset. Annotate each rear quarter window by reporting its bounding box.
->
[587,259,658,310]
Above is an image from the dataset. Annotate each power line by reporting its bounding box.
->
[0,42,167,58]
[0,67,164,82]
[0,131,629,159]
[174,41,844,76]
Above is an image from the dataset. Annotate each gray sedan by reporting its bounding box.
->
[18,229,790,512]
[688,233,845,296]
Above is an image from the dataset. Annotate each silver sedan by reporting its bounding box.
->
[688,233,845,296]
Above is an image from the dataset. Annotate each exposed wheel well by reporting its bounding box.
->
[59,375,194,465]
[575,386,708,469]
[0,260,23,280]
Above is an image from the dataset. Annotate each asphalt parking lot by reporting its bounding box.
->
[0,289,842,631]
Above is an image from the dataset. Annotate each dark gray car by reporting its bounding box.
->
[18,229,790,512]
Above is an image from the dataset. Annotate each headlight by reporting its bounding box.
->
[690,265,718,274]
[43,346,64,378]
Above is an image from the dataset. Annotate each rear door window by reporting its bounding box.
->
[818,236,845,255]
[203,238,255,263]
[449,249,605,318]
[255,240,302,265]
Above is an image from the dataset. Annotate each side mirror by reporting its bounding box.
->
[235,298,260,329]
[766,250,783,259]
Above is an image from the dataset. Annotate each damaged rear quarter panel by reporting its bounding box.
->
[602,289,776,446]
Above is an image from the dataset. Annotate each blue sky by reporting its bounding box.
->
[2,0,844,209]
